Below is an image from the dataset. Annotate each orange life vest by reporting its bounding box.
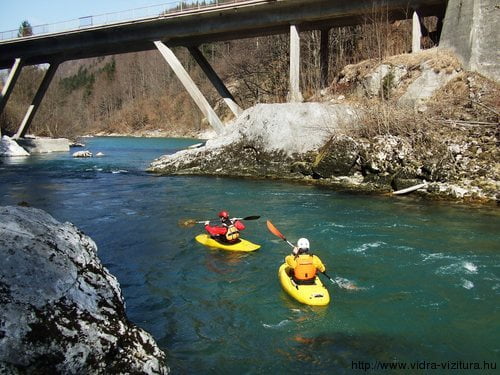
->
[225,225,240,242]
[293,255,317,280]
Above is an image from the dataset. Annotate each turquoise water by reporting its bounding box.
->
[1,137,499,373]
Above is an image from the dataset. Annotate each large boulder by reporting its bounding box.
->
[0,136,29,157]
[148,103,360,176]
[0,206,168,374]
[312,135,361,178]
[16,137,70,154]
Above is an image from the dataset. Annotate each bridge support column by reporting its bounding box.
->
[412,11,422,52]
[0,58,24,136]
[155,41,224,134]
[320,29,330,88]
[188,46,243,117]
[289,25,303,102]
[14,61,60,139]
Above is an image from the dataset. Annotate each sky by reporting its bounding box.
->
[0,1,177,33]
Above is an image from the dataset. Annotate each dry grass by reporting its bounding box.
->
[341,99,435,146]
[429,72,500,123]
[337,48,462,85]
[383,48,462,72]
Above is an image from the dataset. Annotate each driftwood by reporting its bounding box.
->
[435,118,499,128]
[393,181,428,195]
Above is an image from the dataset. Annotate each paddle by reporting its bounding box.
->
[266,220,357,289]
[180,215,260,227]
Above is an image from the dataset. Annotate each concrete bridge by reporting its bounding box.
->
[0,0,463,138]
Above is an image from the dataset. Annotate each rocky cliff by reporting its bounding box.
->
[0,206,168,374]
[148,49,499,205]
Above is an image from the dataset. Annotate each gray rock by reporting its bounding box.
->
[16,137,70,154]
[398,65,458,109]
[0,206,168,374]
[361,64,408,98]
[312,135,361,178]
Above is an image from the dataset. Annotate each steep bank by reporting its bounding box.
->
[0,206,168,373]
[148,50,499,205]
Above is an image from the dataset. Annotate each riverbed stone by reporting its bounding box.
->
[0,206,168,374]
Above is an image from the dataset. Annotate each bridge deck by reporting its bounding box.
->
[0,0,446,69]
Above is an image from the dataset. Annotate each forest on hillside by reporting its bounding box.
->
[0,13,440,139]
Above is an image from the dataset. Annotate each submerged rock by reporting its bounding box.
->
[0,206,168,374]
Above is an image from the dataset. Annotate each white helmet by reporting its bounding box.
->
[297,238,310,250]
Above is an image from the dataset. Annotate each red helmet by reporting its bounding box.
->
[218,210,229,219]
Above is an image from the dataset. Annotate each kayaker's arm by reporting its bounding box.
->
[205,224,226,236]
[313,255,326,273]
[285,254,297,268]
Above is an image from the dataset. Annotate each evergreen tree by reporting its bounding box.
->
[18,20,33,37]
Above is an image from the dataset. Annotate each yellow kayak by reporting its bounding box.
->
[278,263,330,306]
[195,234,261,252]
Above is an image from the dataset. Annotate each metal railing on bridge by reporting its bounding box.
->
[1,0,256,41]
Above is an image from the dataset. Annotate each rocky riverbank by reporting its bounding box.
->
[148,49,499,205]
[0,206,168,373]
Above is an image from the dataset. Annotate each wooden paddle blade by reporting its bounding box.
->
[179,218,197,227]
[266,220,285,240]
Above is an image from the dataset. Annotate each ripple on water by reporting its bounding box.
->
[461,279,475,289]
[349,241,386,253]
[436,261,479,275]
[262,320,291,329]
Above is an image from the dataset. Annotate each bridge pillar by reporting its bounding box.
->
[0,58,24,136]
[155,41,224,134]
[289,25,303,102]
[412,11,422,52]
[320,29,330,88]
[188,46,243,117]
[14,61,60,139]
[440,0,499,82]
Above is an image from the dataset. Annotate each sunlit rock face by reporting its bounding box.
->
[0,206,168,374]
[148,102,360,178]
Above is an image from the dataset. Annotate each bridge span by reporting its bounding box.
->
[0,0,448,137]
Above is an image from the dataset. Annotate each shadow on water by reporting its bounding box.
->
[276,331,417,373]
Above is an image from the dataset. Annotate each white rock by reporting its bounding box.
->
[149,103,361,172]
[73,150,93,158]
[0,135,30,157]
[207,103,360,155]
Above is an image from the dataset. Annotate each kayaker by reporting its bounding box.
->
[204,210,246,243]
[285,238,326,284]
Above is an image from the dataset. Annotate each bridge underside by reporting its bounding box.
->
[0,0,447,69]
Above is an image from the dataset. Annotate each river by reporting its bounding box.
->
[1,137,498,373]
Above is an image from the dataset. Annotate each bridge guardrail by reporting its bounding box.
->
[1,0,256,41]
